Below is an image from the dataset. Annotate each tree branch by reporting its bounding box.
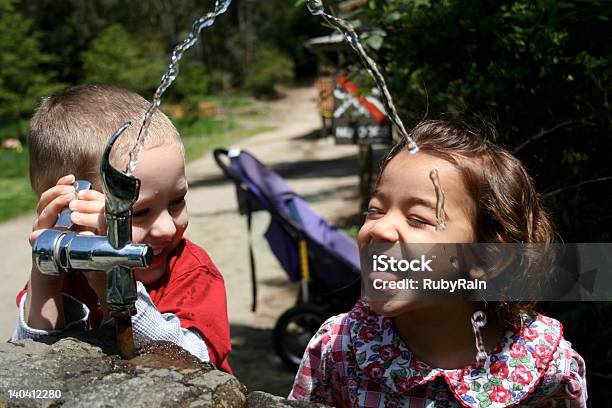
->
[543,176,612,197]
[512,119,591,154]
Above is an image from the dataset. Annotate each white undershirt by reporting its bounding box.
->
[11,281,209,362]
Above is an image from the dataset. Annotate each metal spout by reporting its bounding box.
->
[100,122,143,359]
[33,230,151,276]
[101,122,140,248]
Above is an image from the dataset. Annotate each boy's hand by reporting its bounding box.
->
[29,174,78,246]
[27,174,78,329]
[29,174,107,247]
[26,174,108,328]
[68,187,106,236]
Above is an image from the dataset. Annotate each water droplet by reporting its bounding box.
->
[406,143,419,154]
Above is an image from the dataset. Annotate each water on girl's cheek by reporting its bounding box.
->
[429,169,447,231]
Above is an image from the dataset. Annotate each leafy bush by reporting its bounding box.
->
[244,47,295,98]
[206,70,233,94]
[0,0,61,132]
[164,62,211,119]
[168,62,209,102]
[353,2,612,402]
[355,0,612,242]
[0,178,36,222]
[81,24,165,95]
[0,150,29,178]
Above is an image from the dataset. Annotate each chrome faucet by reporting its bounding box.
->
[32,122,150,358]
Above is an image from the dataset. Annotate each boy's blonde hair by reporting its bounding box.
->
[28,84,183,196]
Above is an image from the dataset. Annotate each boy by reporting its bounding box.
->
[11,84,232,374]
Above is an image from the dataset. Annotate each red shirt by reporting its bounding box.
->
[17,238,232,374]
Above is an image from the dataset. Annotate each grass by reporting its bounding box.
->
[171,99,275,163]
[0,97,274,223]
[200,95,252,109]
[174,116,238,139]
[0,149,35,222]
[0,119,29,139]
[0,177,37,222]
[0,150,29,178]
[183,124,274,163]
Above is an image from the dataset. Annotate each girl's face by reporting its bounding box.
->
[357,150,477,316]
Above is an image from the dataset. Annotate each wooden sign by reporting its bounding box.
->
[332,75,392,145]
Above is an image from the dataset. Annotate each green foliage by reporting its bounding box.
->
[353,2,612,402]
[0,142,35,222]
[355,0,612,242]
[244,47,295,98]
[0,0,329,130]
[0,149,29,178]
[0,177,36,222]
[173,117,237,139]
[182,124,274,163]
[0,0,61,130]
[168,62,209,102]
[81,24,165,95]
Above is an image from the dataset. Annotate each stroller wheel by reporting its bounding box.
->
[273,304,327,371]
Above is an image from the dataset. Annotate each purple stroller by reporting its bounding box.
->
[214,148,361,369]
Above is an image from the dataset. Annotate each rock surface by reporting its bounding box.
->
[0,333,325,408]
[247,391,329,408]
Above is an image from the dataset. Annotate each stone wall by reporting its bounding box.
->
[0,330,327,408]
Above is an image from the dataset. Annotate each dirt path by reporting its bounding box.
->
[0,86,361,396]
[185,86,360,395]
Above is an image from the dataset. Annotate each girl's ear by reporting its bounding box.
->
[461,244,517,281]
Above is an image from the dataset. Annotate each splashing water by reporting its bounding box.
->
[306,0,419,153]
[126,0,233,175]
[429,169,446,231]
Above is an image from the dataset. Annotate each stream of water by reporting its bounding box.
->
[126,0,233,175]
[306,0,419,153]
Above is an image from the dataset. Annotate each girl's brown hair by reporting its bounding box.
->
[378,120,555,327]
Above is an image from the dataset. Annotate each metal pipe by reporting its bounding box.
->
[33,231,151,276]
[100,122,143,359]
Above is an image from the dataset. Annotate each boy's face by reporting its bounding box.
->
[357,150,476,316]
[130,143,188,284]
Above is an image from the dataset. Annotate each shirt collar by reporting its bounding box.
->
[348,300,563,408]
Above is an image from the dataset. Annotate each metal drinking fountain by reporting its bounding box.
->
[32,122,151,358]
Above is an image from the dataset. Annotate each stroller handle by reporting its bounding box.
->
[213,148,241,183]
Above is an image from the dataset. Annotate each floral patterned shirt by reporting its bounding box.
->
[289,300,587,408]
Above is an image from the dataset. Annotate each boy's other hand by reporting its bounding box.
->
[29,174,77,246]
[68,188,106,236]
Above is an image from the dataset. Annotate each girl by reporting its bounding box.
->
[289,120,587,407]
